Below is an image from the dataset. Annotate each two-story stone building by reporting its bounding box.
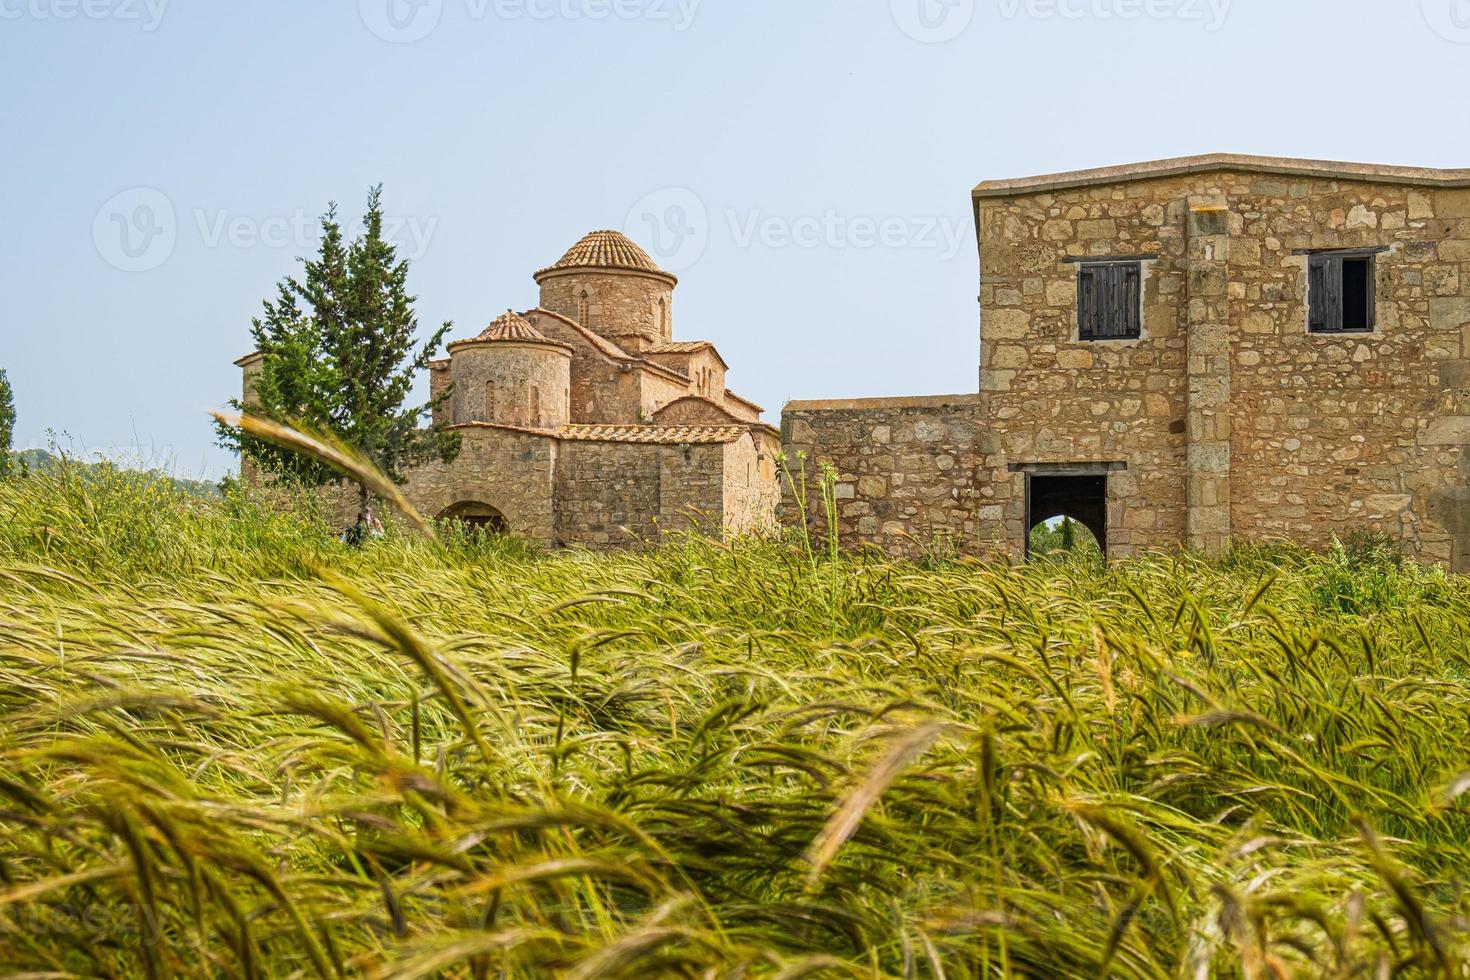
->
[783,154,1470,569]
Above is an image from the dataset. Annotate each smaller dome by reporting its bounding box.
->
[477,310,546,343]
[534,230,676,283]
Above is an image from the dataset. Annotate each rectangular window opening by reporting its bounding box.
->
[1077,262,1141,341]
[1309,252,1376,334]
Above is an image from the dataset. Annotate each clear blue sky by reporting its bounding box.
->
[2,0,1467,477]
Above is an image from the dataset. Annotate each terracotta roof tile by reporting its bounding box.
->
[449,421,752,445]
[560,424,748,445]
[478,310,544,342]
[534,230,675,282]
[646,341,714,354]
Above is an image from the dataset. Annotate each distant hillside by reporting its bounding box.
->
[14,449,223,499]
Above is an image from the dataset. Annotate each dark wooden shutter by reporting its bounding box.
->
[1121,263,1141,338]
[1078,267,1099,339]
[1309,254,1344,332]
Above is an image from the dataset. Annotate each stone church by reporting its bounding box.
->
[237,230,780,547]
[783,154,1470,570]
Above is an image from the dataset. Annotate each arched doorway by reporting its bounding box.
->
[1025,473,1109,559]
[439,501,510,536]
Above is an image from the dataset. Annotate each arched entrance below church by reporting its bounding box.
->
[438,501,510,535]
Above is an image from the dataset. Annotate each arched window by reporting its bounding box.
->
[577,289,591,326]
[530,386,542,427]
[657,297,669,336]
[484,381,495,421]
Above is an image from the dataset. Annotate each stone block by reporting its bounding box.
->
[984,309,1030,339]
[1421,417,1470,445]
[1430,297,1470,331]
[1438,189,1470,219]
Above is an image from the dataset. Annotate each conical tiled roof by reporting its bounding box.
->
[477,310,545,342]
[534,230,675,282]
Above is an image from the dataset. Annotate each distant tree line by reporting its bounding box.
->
[0,368,14,478]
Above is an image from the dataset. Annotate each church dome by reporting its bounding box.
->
[477,310,545,342]
[449,311,572,353]
[534,230,676,284]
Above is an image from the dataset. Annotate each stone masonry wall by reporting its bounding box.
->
[783,168,1470,567]
[976,174,1196,557]
[782,396,985,557]
[447,342,571,429]
[555,441,725,548]
[537,269,674,353]
[722,432,781,536]
[525,311,641,423]
[1224,179,1470,564]
[400,428,559,545]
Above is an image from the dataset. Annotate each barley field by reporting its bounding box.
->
[0,461,1468,978]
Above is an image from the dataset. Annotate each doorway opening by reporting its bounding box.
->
[1026,474,1108,559]
[439,501,510,536]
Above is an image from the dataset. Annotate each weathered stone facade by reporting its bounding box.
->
[784,154,1470,569]
[238,230,780,548]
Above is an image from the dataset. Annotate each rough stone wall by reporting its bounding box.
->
[525,312,642,423]
[429,360,451,426]
[447,342,571,429]
[537,269,674,353]
[781,396,985,557]
[554,441,724,547]
[654,397,745,425]
[637,366,698,421]
[722,432,781,536]
[400,428,559,545]
[1222,179,1470,564]
[975,175,1196,557]
[782,170,1470,567]
[647,349,727,399]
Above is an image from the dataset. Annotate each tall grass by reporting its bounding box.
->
[0,463,1467,977]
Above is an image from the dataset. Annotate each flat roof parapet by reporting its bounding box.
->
[973,153,1470,199]
[784,394,982,413]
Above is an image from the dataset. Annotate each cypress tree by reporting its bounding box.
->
[219,187,459,513]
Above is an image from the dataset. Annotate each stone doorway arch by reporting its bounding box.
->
[1019,466,1119,559]
[439,501,510,535]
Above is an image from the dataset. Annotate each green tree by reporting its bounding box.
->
[1060,516,1077,551]
[0,369,13,477]
[218,187,459,513]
